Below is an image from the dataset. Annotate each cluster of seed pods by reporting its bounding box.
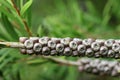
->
[19,37,120,58]
[78,58,120,77]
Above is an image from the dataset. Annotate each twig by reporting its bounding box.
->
[11,0,33,36]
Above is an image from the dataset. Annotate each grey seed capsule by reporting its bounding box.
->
[112,43,120,52]
[94,52,101,58]
[77,45,86,54]
[42,47,50,55]
[108,61,118,68]
[84,64,92,73]
[96,39,105,44]
[63,47,72,56]
[29,37,39,43]
[107,50,115,58]
[85,48,94,57]
[26,49,34,55]
[115,53,120,59]
[69,41,78,50]
[19,37,28,43]
[73,38,82,44]
[83,38,94,46]
[39,37,49,45]
[92,68,99,74]
[78,66,84,72]
[111,69,118,77]
[48,40,56,49]
[51,38,60,43]
[104,39,114,47]
[51,50,57,56]
[56,44,64,52]
[33,43,42,52]
[80,58,91,64]
[100,46,108,56]
[24,39,34,49]
[60,37,72,45]
[91,42,100,51]
[20,48,26,54]
[103,66,111,74]
[72,51,79,56]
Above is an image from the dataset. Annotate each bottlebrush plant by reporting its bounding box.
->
[0,0,120,80]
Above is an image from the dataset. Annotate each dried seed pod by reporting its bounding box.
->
[112,43,120,52]
[39,37,50,45]
[94,52,101,58]
[91,42,100,51]
[19,37,28,43]
[33,43,42,52]
[104,39,114,47]
[42,47,50,55]
[24,39,34,49]
[20,48,26,54]
[69,41,78,50]
[96,39,105,44]
[83,38,94,46]
[51,38,60,43]
[26,49,34,55]
[51,50,57,56]
[115,53,120,59]
[56,44,64,52]
[60,37,72,45]
[84,64,92,73]
[29,37,39,43]
[48,40,56,49]
[63,47,72,56]
[77,45,86,55]
[72,51,79,56]
[107,50,115,58]
[73,38,82,44]
[85,48,94,57]
[100,46,108,56]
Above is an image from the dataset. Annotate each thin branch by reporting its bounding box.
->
[11,0,33,37]
[41,56,80,66]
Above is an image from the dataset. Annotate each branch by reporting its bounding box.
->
[11,0,33,36]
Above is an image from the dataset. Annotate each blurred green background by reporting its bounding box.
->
[0,0,120,80]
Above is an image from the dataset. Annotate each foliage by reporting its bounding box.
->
[0,0,120,80]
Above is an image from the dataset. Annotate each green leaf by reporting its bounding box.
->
[20,0,33,16]
[1,13,19,41]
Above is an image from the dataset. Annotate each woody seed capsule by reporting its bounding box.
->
[72,51,79,56]
[85,48,94,57]
[100,46,108,56]
[24,39,34,49]
[63,47,72,56]
[104,39,114,47]
[26,49,34,55]
[56,44,64,52]
[39,37,49,45]
[60,37,72,45]
[91,42,100,51]
[51,50,57,56]
[48,40,56,49]
[30,37,39,43]
[83,38,94,46]
[77,45,86,55]
[69,41,78,50]
[19,37,28,43]
[20,48,26,54]
[33,43,42,52]
[107,50,115,58]
[112,43,120,52]
[42,47,50,55]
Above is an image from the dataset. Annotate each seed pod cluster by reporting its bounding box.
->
[19,37,120,58]
[78,58,120,77]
